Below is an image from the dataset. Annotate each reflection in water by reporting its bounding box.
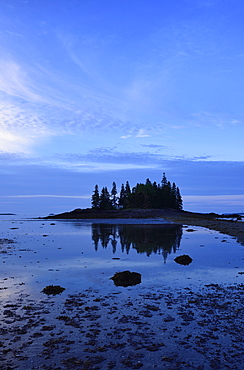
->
[92,224,182,262]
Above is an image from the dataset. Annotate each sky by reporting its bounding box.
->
[0,0,244,216]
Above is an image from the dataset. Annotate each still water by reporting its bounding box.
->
[0,218,243,299]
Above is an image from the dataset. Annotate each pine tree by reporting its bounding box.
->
[119,184,125,208]
[125,181,131,196]
[176,187,183,210]
[99,187,112,210]
[91,184,100,209]
[161,172,167,188]
[111,181,118,209]
[91,174,183,211]
[124,181,131,208]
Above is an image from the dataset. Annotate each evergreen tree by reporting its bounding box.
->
[161,172,167,188]
[125,181,131,196]
[146,178,152,186]
[91,184,100,209]
[124,181,131,208]
[119,184,126,208]
[91,174,183,211]
[111,181,118,209]
[176,187,183,210]
[99,187,112,210]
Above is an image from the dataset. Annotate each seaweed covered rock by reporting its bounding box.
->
[110,270,141,287]
[174,254,193,266]
[42,285,65,295]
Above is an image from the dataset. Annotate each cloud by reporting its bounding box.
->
[121,135,132,139]
[135,129,150,138]
[2,194,90,199]
[141,144,167,149]
[183,194,244,213]
[0,59,43,103]
[0,101,54,153]
[0,130,29,153]
[184,194,244,205]
[59,148,163,167]
[188,111,243,129]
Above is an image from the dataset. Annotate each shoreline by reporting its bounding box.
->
[161,212,244,246]
[45,208,244,246]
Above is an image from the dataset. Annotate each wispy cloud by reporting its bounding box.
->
[0,101,54,153]
[1,194,90,199]
[184,194,244,208]
[135,129,150,138]
[121,135,132,139]
[188,111,243,128]
[0,59,43,103]
[141,144,167,148]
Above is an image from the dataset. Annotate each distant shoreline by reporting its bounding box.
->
[44,208,244,246]
[0,213,16,215]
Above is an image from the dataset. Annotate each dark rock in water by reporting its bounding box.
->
[174,254,193,265]
[42,285,65,295]
[110,270,141,287]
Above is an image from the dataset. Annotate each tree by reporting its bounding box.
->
[99,187,112,210]
[176,187,183,210]
[111,181,118,209]
[125,181,131,196]
[91,174,183,211]
[91,184,100,209]
[161,172,167,188]
[124,181,131,208]
[119,184,125,208]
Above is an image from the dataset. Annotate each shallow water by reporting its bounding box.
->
[0,218,243,299]
[1,218,244,369]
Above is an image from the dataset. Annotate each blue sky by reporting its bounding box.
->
[0,0,244,215]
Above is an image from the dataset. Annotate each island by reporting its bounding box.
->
[44,173,244,245]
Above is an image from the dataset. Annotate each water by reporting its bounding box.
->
[1,217,244,369]
[0,217,243,300]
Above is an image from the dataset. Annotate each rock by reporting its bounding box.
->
[42,285,65,295]
[110,270,141,287]
[174,254,193,265]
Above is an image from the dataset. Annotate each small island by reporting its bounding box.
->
[45,173,244,245]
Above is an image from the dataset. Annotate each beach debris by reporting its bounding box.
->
[110,270,141,287]
[174,254,193,265]
[42,285,65,295]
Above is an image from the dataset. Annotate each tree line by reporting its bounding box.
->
[91,173,183,210]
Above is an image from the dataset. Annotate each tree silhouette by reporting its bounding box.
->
[91,173,183,210]
[111,181,118,209]
[91,184,100,209]
[99,187,112,210]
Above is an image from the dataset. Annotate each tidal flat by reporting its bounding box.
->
[0,217,244,369]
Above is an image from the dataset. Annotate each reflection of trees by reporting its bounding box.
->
[91,224,182,262]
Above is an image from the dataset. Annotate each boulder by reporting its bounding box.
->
[174,254,193,265]
[110,270,141,287]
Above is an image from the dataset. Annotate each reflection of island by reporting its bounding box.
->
[92,224,182,262]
